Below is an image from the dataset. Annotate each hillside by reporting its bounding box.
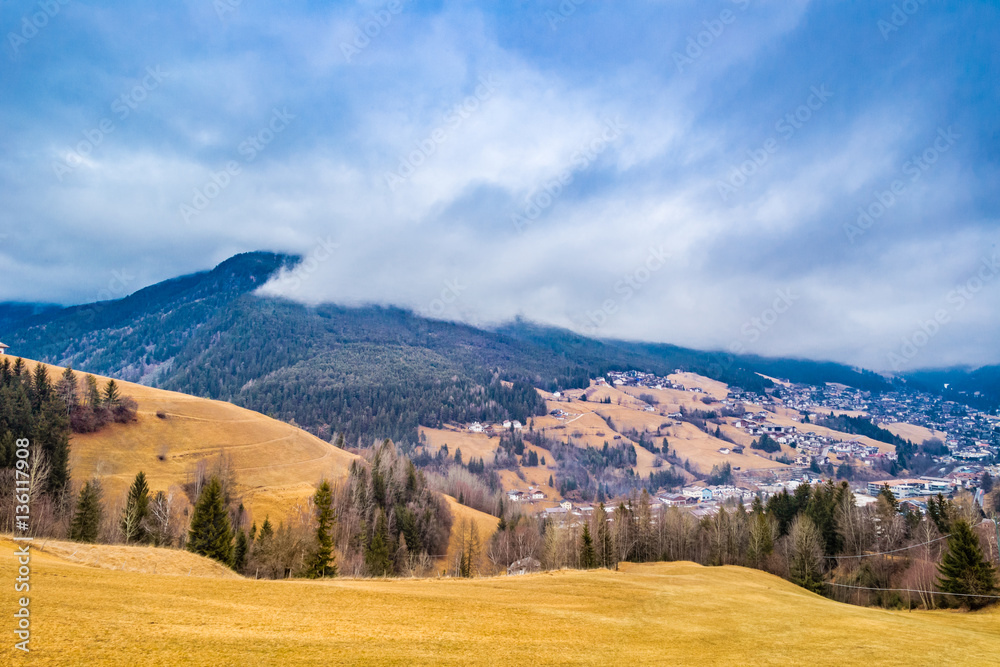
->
[2,534,996,665]
[21,358,359,522]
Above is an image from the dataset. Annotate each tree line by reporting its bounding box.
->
[0,358,136,534]
[484,483,999,610]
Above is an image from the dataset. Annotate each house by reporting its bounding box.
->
[560,500,572,510]
[682,486,713,502]
[507,490,526,502]
[469,422,484,433]
[507,557,541,576]
[0,342,7,355]
[658,494,691,507]
[531,490,545,500]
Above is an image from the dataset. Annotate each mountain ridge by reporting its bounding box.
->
[4,251,997,447]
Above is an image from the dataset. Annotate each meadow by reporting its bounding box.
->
[3,536,997,666]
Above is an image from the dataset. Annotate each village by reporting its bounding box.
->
[495,368,999,522]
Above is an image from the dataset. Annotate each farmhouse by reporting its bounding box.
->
[0,342,8,355]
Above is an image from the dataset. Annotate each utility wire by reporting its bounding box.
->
[826,520,989,560]
[828,582,1000,600]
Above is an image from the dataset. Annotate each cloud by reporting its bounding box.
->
[1,1,998,372]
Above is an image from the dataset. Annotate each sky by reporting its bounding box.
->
[1,1,998,373]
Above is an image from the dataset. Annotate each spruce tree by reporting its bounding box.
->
[31,363,51,410]
[304,480,337,578]
[70,480,104,543]
[233,530,249,573]
[37,396,71,494]
[187,476,234,566]
[120,471,150,543]
[937,519,998,609]
[580,523,597,569]
[103,379,121,407]
[365,510,392,576]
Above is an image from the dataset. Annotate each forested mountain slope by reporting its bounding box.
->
[9,251,988,447]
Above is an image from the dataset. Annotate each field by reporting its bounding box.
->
[3,535,997,666]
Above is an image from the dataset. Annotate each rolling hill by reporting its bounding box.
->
[21,358,359,523]
[3,534,996,665]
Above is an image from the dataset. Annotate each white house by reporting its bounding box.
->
[469,422,484,433]
[0,342,8,355]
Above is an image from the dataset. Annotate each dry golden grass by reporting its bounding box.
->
[883,422,947,445]
[3,535,997,666]
[17,536,240,578]
[418,426,501,461]
[23,359,359,522]
[666,372,731,399]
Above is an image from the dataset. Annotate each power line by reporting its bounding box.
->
[828,582,1000,600]
[826,520,989,560]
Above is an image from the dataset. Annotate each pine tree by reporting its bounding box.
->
[365,509,392,576]
[37,396,70,494]
[233,530,249,573]
[580,523,597,569]
[187,476,234,566]
[304,480,337,578]
[103,379,121,407]
[70,479,104,543]
[937,519,998,609]
[120,471,150,543]
[31,363,51,410]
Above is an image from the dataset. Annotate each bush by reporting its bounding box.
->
[113,397,138,423]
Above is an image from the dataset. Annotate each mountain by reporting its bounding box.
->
[4,251,992,447]
[902,365,1000,411]
[0,301,61,332]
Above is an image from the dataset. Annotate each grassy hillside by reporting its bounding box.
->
[3,535,996,665]
[23,359,359,522]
